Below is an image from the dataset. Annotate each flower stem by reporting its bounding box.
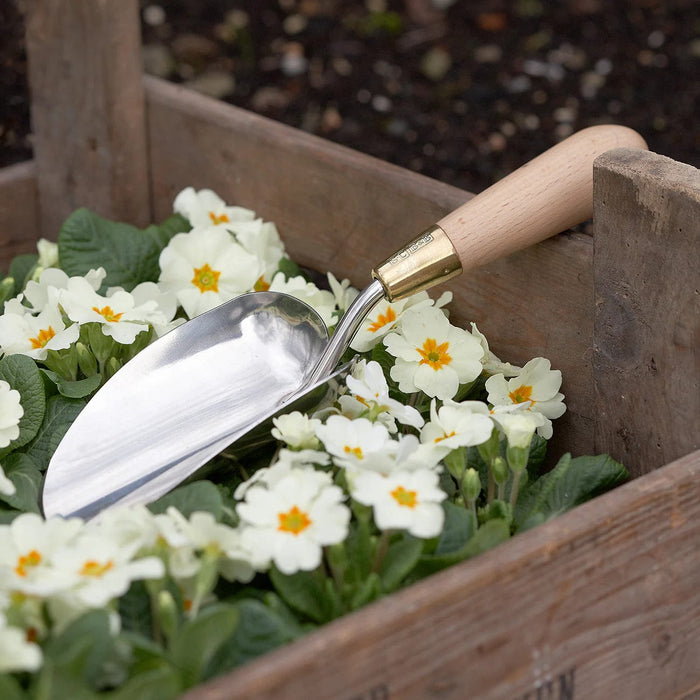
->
[509,470,523,508]
[371,530,393,574]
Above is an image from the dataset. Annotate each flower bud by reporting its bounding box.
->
[0,277,15,305]
[104,357,121,379]
[506,445,529,474]
[156,589,179,643]
[75,342,98,377]
[461,468,481,502]
[491,456,509,485]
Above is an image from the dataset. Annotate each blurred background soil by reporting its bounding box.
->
[1,0,698,194]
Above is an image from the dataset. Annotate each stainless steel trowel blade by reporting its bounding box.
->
[42,292,329,520]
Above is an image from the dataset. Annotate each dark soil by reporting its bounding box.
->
[2,0,698,194]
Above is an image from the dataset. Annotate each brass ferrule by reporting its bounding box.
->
[371,224,462,301]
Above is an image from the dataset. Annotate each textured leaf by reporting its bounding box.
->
[379,533,424,592]
[25,395,86,471]
[434,501,477,555]
[169,603,239,687]
[513,453,628,532]
[148,481,223,520]
[143,213,191,250]
[0,354,46,454]
[41,370,102,399]
[205,598,304,677]
[58,209,162,291]
[8,253,38,296]
[269,566,335,624]
[106,666,182,700]
[0,452,43,513]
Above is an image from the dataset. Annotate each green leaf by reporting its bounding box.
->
[269,566,335,624]
[342,518,374,584]
[276,256,304,280]
[143,213,191,250]
[41,370,103,399]
[0,673,28,700]
[148,481,223,520]
[58,209,162,291]
[24,395,85,471]
[33,610,114,698]
[205,598,305,677]
[118,580,154,639]
[411,518,511,580]
[8,253,38,296]
[169,603,239,688]
[0,354,46,454]
[0,453,43,513]
[513,453,628,532]
[434,501,477,555]
[379,533,424,592]
[106,666,183,700]
[526,434,549,478]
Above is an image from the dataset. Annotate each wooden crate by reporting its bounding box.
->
[1,1,698,698]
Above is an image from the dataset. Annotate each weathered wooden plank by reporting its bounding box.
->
[593,148,700,478]
[0,161,40,271]
[22,0,150,237]
[144,77,595,457]
[184,449,700,700]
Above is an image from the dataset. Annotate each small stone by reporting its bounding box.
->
[522,113,541,130]
[488,132,507,151]
[332,56,353,76]
[371,94,393,113]
[580,71,605,98]
[555,123,574,139]
[532,89,548,104]
[143,5,166,27]
[420,46,452,81]
[476,12,507,32]
[172,34,220,68]
[321,106,343,132]
[356,88,372,104]
[594,58,613,76]
[281,43,308,76]
[507,75,532,94]
[474,44,502,63]
[283,14,308,35]
[553,106,577,123]
[250,86,290,112]
[500,121,517,137]
[647,30,665,49]
[184,70,235,99]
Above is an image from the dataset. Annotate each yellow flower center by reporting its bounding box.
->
[435,430,456,443]
[29,326,55,349]
[254,276,270,292]
[509,384,533,404]
[418,337,452,370]
[80,559,114,577]
[15,549,42,577]
[278,505,312,535]
[191,263,221,293]
[92,306,123,322]
[368,306,396,333]
[344,445,364,459]
[209,211,230,225]
[391,485,418,508]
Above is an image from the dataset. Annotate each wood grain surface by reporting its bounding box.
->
[0,161,40,270]
[182,449,700,700]
[22,0,151,238]
[593,148,700,478]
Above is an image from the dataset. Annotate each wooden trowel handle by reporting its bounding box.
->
[373,125,647,300]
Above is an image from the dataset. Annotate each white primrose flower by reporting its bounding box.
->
[420,399,494,452]
[237,466,351,575]
[338,359,424,432]
[0,463,15,496]
[122,282,184,336]
[0,380,23,449]
[173,187,257,230]
[50,532,165,609]
[315,415,397,473]
[0,513,84,597]
[327,273,359,316]
[0,612,42,673]
[22,267,106,313]
[58,277,159,345]
[234,452,330,500]
[490,408,545,452]
[158,227,263,318]
[485,357,566,439]
[272,411,322,450]
[36,238,59,269]
[349,290,452,353]
[350,468,447,538]
[470,323,521,377]
[384,306,485,401]
[226,218,286,290]
[0,299,79,360]
[268,273,337,327]
[165,508,257,583]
